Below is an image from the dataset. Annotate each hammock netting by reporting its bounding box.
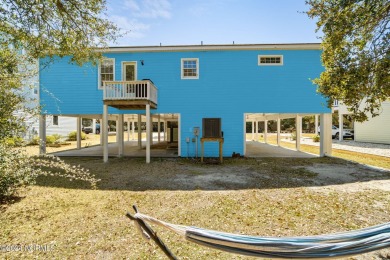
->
[128,209,390,259]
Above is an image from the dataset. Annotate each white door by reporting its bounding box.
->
[122,62,137,81]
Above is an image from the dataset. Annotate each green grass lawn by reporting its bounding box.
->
[1,157,389,259]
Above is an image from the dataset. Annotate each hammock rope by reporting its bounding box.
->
[126,206,390,259]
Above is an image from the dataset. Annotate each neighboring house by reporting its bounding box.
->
[19,70,78,141]
[337,101,390,144]
[39,43,333,162]
[28,114,78,138]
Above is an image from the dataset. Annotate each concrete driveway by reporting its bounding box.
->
[245,141,317,158]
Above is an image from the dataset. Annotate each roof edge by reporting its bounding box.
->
[104,43,322,53]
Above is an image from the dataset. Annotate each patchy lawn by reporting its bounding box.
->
[1,157,389,259]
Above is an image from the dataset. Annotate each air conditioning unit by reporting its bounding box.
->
[202,118,222,138]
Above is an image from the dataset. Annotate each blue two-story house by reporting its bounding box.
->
[39,43,333,163]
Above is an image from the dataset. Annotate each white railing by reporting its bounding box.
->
[333,100,339,107]
[103,80,158,104]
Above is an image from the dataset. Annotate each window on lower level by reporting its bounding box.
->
[258,55,283,66]
[99,58,115,89]
[53,116,59,126]
[181,58,199,79]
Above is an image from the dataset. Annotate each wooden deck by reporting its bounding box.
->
[103,100,157,110]
[103,80,158,110]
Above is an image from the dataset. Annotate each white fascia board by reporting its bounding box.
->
[104,43,322,53]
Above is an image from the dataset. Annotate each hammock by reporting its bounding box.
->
[126,206,390,259]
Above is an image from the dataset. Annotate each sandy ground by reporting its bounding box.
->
[77,156,390,193]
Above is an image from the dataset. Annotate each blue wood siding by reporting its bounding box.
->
[40,48,330,157]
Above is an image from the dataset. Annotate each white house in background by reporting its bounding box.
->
[336,100,390,145]
[12,50,78,141]
[21,75,78,141]
[27,114,78,139]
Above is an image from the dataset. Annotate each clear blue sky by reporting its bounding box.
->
[107,0,321,46]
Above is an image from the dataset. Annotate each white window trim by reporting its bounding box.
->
[181,58,199,79]
[98,58,115,89]
[121,61,137,81]
[258,55,283,66]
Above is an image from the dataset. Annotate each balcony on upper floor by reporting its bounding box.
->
[103,80,158,110]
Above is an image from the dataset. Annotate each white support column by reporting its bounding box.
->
[264,120,268,144]
[115,118,119,143]
[92,119,96,134]
[315,115,319,135]
[138,114,142,148]
[164,121,167,141]
[277,117,281,146]
[320,113,332,157]
[118,114,124,157]
[77,116,82,149]
[251,121,254,141]
[131,120,135,140]
[178,114,181,157]
[127,119,130,142]
[243,114,247,155]
[39,114,46,155]
[103,105,108,162]
[146,105,151,163]
[158,114,161,142]
[339,113,343,141]
[149,115,153,145]
[255,121,258,141]
[100,118,103,146]
[296,115,302,151]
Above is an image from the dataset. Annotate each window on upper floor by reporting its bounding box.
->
[181,58,199,79]
[258,55,283,66]
[33,87,38,95]
[53,116,59,126]
[99,58,115,89]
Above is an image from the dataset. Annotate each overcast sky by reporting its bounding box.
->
[106,0,322,46]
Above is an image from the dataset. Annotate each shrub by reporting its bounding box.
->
[46,135,56,144]
[312,135,320,142]
[4,137,24,147]
[28,136,40,145]
[67,131,87,141]
[52,134,62,143]
[46,134,62,144]
[290,131,297,141]
[0,144,36,199]
[0,143,99,200]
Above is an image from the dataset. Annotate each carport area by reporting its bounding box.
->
[39,113,180,159]
[51,140,178,157]
[246,141,316,158]
[244,113,332,158]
